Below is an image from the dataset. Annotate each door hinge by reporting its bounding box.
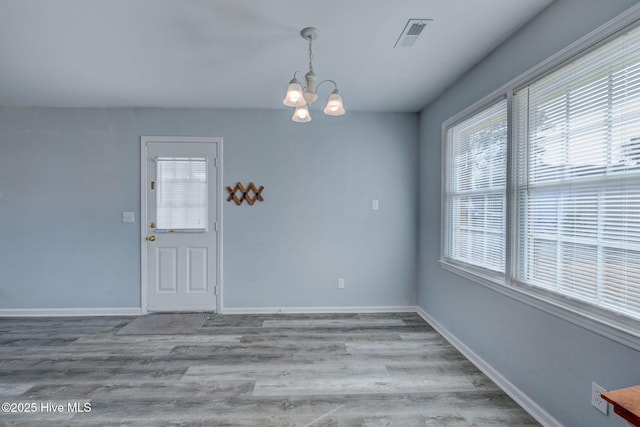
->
[214,157,218,167]
[214,285,218,295]
[150,181,155,190]
[214,222,217,231]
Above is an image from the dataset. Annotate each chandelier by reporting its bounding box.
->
[282,27,346,122]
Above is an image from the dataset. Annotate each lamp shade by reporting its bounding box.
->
[283,79,305,107]
[323,89,345,116]
[292,104,311,122]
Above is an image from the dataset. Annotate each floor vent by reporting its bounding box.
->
[394,19,432,48]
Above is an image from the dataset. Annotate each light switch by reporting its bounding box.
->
[372,200,379,211]
[122,211,135,223]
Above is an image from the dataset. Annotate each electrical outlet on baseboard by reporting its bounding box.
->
[591,382,609,415]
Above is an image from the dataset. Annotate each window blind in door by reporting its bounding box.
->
[156,157,208,232]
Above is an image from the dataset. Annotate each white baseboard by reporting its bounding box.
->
[415,307,562,427]
[0,306,418,317]
[0,307,142,317]
[221,305,419,315]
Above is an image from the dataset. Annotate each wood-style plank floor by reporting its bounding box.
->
[0,313,539,426]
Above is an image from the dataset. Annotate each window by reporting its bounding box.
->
[442,15,640,333]
[444,100,507,274]
[513,25,640,321]
[156,157,208,231]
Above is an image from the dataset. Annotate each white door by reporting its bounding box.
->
[141,137,222,312]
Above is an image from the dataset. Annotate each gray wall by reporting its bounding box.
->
[0,108,418,310]
[418,1,640,426]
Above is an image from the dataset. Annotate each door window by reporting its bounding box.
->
[156,157,208,232]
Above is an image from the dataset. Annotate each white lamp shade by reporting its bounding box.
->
[283,81,306,107]
[292,104,311,122]
[323,90,345,116]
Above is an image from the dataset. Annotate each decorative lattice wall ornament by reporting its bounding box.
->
[226,182,264,206]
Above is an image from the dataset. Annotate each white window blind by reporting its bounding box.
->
[445,99,508,273]
[156,157,208,232]
[513,25,640,320]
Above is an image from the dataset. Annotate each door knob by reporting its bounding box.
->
[146,235,156,242]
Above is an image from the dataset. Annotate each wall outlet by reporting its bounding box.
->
[591,382,608,415]
[337,278,345,289]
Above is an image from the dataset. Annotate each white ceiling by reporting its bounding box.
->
[0,0,553,112]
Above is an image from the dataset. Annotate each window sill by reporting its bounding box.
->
[439,259,640,352]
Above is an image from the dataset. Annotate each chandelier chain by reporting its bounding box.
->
[308,37,314,72]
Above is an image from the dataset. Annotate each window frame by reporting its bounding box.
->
[442,97,509,283]
[440,4,640,351]
[155,156,209,233]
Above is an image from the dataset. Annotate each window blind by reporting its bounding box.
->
[156,157,208,231]
[445,99,508,272]
[513,25,640,320]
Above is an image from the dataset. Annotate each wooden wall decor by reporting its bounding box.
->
[226,182,264,206]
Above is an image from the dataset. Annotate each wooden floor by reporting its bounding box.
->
[0,313,539,426]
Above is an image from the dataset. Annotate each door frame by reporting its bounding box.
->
[140,136,223,314]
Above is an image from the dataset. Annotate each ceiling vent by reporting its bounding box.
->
[394,19,432,48]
